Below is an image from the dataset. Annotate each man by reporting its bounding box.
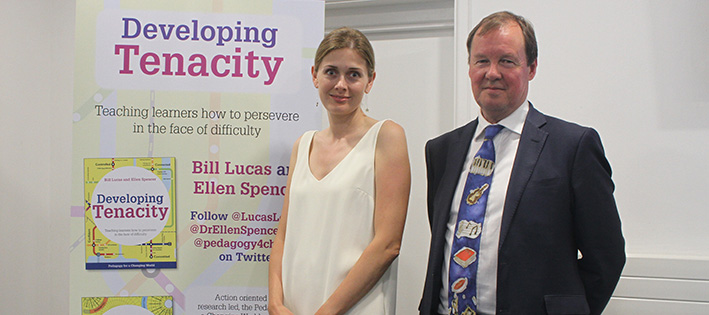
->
[420,11,625,315]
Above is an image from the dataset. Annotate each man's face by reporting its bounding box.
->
[468,23,537,123]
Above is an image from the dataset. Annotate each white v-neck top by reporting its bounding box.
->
[282,119,396,315]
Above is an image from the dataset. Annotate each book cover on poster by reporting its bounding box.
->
[84,157,177,269]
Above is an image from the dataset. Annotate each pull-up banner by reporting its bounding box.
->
[70,1,323,314]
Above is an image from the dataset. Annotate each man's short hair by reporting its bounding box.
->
[466,11,538,66]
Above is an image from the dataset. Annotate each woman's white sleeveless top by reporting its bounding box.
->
[282,120,397,314]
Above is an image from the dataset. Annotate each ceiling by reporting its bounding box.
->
[324,0,454,39]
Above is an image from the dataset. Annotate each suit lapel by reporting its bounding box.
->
[433,120,478,238]
[499,105,548,248]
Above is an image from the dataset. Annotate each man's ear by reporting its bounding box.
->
[528,59,537,81]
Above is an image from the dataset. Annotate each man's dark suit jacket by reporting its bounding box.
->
[419,105,625,315]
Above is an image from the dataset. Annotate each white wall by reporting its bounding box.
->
[0,0,74,313]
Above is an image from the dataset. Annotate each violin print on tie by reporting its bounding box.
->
[449,124,503,315]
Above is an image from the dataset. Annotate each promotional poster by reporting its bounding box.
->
[70,1,324,314]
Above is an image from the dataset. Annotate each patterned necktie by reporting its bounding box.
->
[448,124,503,315]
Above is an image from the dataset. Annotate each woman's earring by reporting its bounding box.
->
[363,94,369,112]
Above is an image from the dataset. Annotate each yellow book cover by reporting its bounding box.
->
[84,157,177,269]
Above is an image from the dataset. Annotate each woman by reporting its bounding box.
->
[268,27,411,315]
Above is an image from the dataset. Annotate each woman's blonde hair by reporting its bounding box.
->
[314,27,375,78]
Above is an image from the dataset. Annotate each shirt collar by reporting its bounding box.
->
[474,101,529,140]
